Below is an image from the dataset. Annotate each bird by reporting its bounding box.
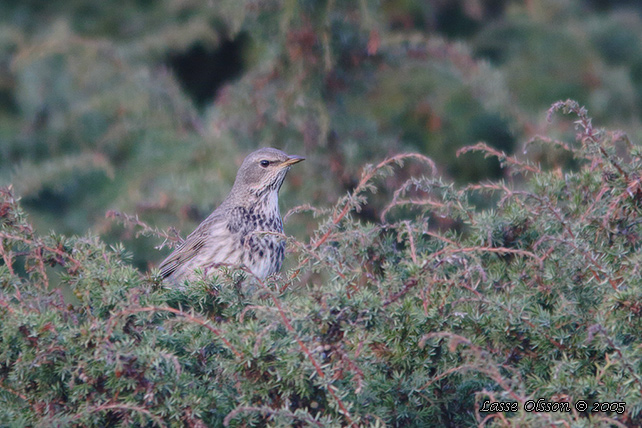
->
[159,148,304,284]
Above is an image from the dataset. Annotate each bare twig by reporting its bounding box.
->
[106,210,183,249]
[457,142,541,174]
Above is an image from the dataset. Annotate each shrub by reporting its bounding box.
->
[1,100,641,427]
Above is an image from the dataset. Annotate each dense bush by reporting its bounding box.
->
[1,101,641,427]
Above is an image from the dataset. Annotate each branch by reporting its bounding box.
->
[77,402,167,428]
[109,306,242,358]
[106,210,183,250]
[224,405,323,427]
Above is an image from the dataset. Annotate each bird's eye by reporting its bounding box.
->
[259,160,270,168]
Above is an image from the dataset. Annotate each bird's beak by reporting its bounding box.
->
[282,155,305,167]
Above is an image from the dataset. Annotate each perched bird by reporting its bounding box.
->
[159,148,304,284]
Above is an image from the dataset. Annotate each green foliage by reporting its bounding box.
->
[2,102,642,426]
[3,1,642,426]
[4,1,642,273]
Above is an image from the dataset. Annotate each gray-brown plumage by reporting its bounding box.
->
[159,148,304,284]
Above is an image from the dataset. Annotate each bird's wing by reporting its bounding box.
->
[159,237,204,279]
[158,212,225,279]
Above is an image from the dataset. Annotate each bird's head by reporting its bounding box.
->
[232,148,304,199]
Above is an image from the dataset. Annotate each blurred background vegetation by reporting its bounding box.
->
[2,0,642,270]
